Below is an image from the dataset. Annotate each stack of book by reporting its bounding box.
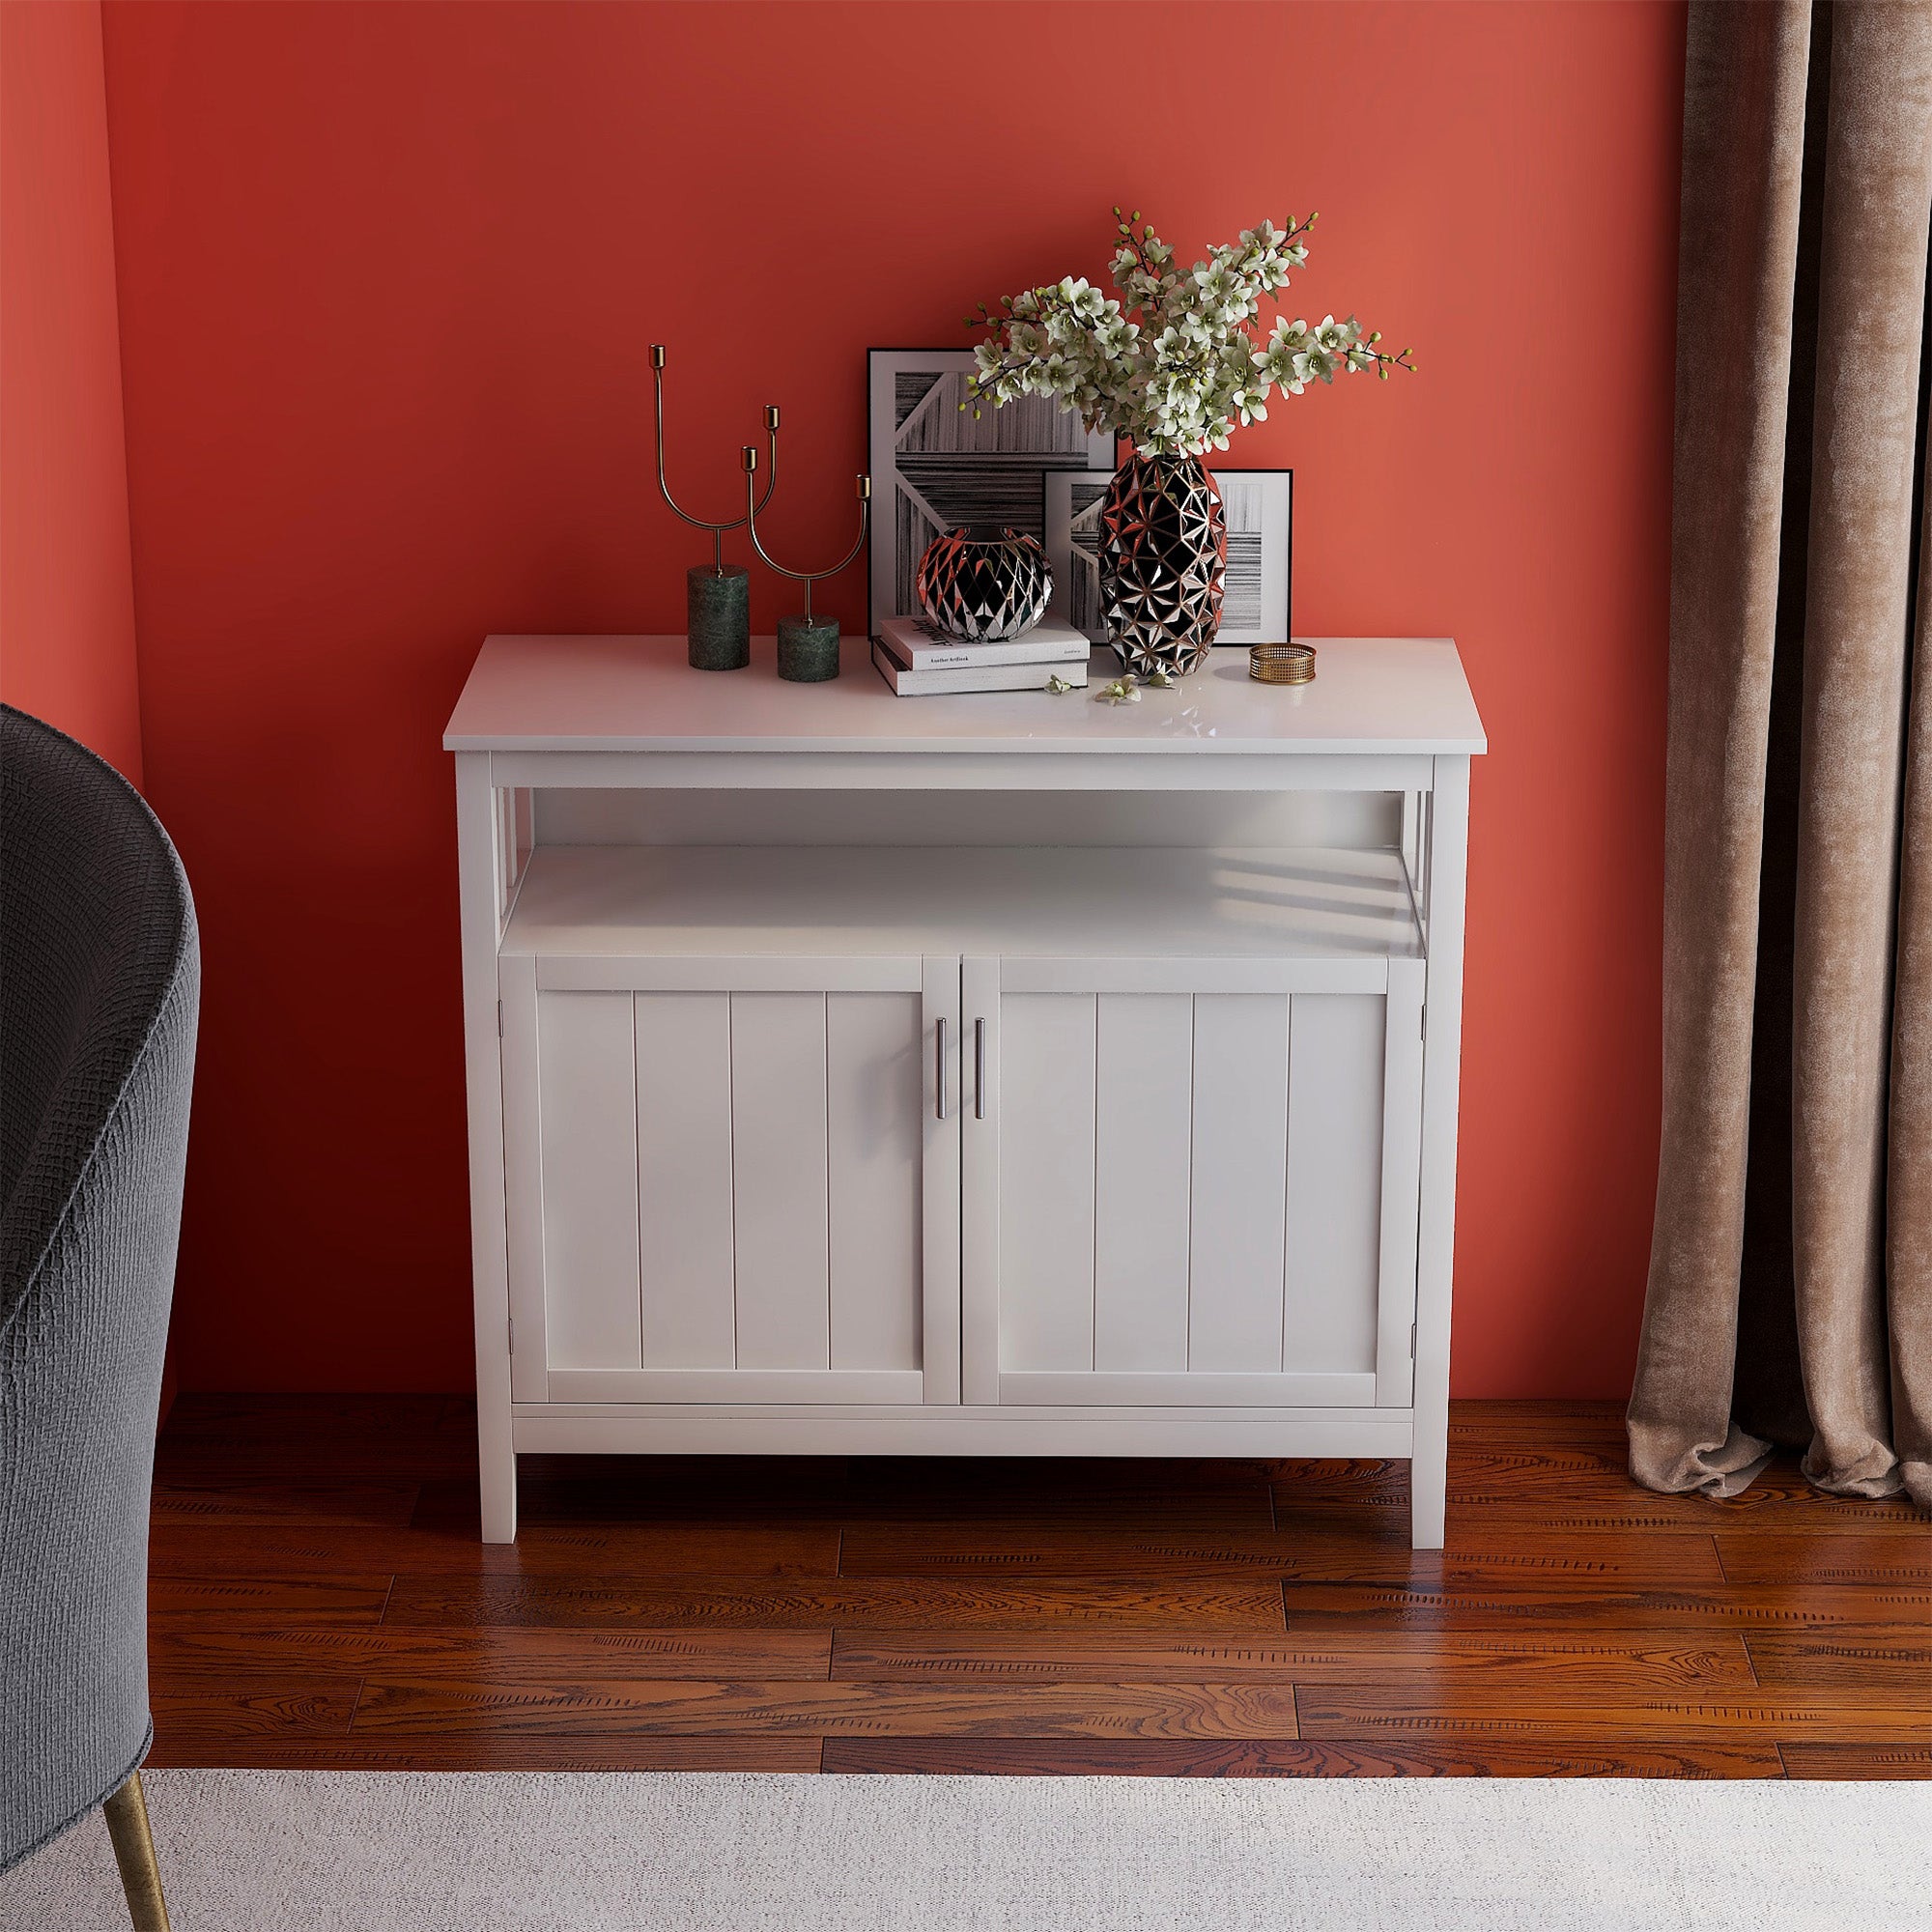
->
[871,614,1092,696]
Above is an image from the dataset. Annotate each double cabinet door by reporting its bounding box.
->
[500,952,1424,1411]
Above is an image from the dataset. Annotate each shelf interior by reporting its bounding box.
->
[501,844,1425,962]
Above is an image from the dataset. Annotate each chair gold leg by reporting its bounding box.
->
[102,1772,172,1932]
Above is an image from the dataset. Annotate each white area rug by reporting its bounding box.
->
[4,1769,1929,1932]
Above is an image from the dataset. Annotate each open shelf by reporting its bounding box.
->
[500,843,1425,962]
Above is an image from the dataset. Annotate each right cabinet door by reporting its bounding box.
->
[962,955,1424,1409]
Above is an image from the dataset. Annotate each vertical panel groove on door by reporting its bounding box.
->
[1186,993,1292,1374]
[729,992,832,1371]
[824,998,833,1367]
[498,955,547,1403]
[1088,996,1098,1374]
[725,997,738,1367]
[634,992,735,1371]
[536,991,642,1371]
[1375,958,1427,1406]
[826,992,923,1373]
[958,958,1000,1404]
[1282,997,1294,1375]
[1185,996,1197,1369]
[1093,994,1194,1372]
[998,993,1097,1373]
[1284,994,1385,1376]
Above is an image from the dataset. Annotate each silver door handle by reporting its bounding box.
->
[974,1017,986,1119]
[936,1016,949,1120]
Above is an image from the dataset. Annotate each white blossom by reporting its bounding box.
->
[967,213,1406,456]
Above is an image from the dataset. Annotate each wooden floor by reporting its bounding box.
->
[146,1397,1931,1779]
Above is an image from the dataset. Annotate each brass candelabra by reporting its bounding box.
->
[650,342,779,669]
[741,445,870,683]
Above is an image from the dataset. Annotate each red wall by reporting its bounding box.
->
[1,0,142,781]
[98,0,1685,1396]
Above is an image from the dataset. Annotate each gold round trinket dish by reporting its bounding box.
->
[1249,642,1317,685]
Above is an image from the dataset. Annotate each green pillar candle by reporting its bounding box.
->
[777,613,840,683]
[687,565,750,670]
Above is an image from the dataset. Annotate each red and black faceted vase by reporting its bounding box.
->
[915,526,1053,641]
[1098,454,1227,677]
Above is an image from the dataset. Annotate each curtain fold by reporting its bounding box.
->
[1630,0,1932,1510]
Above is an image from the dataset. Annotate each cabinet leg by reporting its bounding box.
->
[1409,1438,1446,1549]
[479,1440,518,1543]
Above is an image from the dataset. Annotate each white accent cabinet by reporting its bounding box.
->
[447,635,1484,1547]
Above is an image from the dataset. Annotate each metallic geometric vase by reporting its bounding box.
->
[916,526,1053,641]
[1098,454,1227,676]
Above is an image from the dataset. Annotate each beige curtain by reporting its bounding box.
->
[1630,0,1932,1509]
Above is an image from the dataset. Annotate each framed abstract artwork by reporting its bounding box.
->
[867,348,1113,637]
[1042,469,1114,641]
[1209,469,1294,645]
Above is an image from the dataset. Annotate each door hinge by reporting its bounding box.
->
[1408,1321,1417,1359]
[497,1001,504,1038]
[507,1317,515,1356]
[1419,1003,1426,1040]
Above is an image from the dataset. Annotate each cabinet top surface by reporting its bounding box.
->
[444,635,1486,756]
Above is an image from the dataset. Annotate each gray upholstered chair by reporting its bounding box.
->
[1,705,199,1931]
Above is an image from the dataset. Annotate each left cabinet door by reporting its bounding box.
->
[500,953,960,1405]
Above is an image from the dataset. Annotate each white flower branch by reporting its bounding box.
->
[964,209,1415,459]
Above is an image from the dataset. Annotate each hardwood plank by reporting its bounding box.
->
[1281,1579,1932,1634]
[150,1676,362,1739]
[1266,1458,1409,1525]
[1432,1448,1930,1534]
[148,1520,839,1578]
[138,1396,1922,1776]
[838,1524,1727,1588]
[1448,1400,1626,1441]
[1777,1743,1932,1780]
[513,1450,1282,1492]
[515,1452,851,1498]
[149,1573,391,1627]
[155,1395,477,1481]
[381,1575,1287,1632]
[1263,1449,1893,1539]
[830,1631,1756,1688]
[1746,1635,1932,1692]
[503,1454,1284,1514]
[1260,1453,1893,1538]
[1715,1534,1932,1588]
[837,1456,1286,1500]
[146,1734,823,1773]
[821,1737,1785,1778]
[1297,1686,1932,1743]
[151,1625,833,1681]
[152,1478,422,1528]
[418,1470,1276,1532]
[353,1678,1298,1739]
[157,1392,472,1443]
